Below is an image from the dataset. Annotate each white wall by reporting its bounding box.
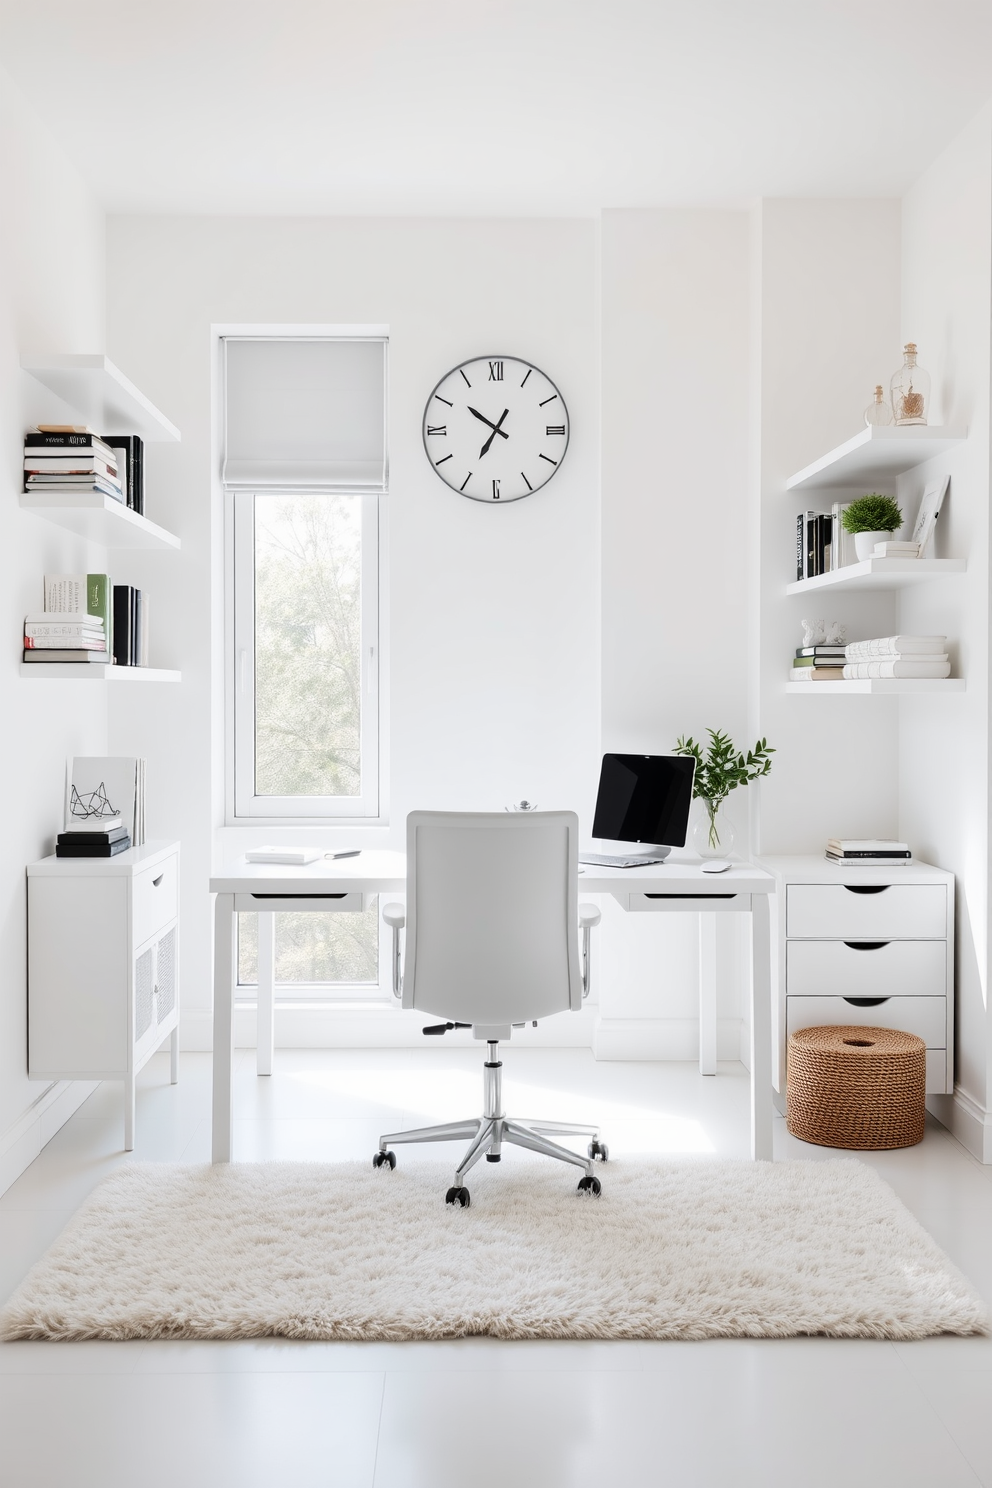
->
[0,76,107,1189]
[898,105,992,1152]
[105,215,601,1049]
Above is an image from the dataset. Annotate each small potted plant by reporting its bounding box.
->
[841,493,903,561]
[673,729,775,858]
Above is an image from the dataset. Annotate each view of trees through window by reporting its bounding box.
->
[238,901,380,993]
[253,493,363,798]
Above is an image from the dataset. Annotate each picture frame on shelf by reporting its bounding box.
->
[911,475,950,556]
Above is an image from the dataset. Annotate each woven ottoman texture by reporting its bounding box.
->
[787,1025,926,1150]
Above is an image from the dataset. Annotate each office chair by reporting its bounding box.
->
[373,810,606,1207]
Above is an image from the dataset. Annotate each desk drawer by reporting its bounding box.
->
[786,884,946,940]
[786,939,946,998]
[234,892,367,914]
[626,893,746,913]
[133,854,178,948]
[786,994,947,1048]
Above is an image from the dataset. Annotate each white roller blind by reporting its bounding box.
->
[223,337,387,490]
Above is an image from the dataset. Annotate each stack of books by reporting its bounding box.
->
[24,427,123,503]
[56,816,131,858]
[826,838,913,866]
[843,635,950,680]
[795,502,857,581]
[873,540,920,559]
[23,575,113,665]
[112,584,149,667]
[790,643,847,682]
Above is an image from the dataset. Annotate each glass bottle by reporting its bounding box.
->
[890,344,930,426]
[692,797,736,859]
[864,385,893,428]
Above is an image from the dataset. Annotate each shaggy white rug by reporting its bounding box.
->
[1,1158,985,1342]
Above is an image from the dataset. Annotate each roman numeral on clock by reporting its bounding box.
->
[488,361,504,381]
[546,425,565,436]
[427,425,447,437]
[492,479,501,499]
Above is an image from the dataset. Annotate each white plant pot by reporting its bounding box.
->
[854,530,889,561]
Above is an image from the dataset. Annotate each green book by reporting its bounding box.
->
[44,574,112,656]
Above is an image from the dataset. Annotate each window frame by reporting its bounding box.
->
[229,487,381,823]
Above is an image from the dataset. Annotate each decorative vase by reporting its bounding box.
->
[864,385,893,427]
[692,797,736,859]
[854,530,889,561]
[890,343,931,426]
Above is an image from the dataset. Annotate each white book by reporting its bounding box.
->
[845,635,947,658]
[61,815,124,834]
[244,847,323,865]
[843,660,951,679]
[827,838,911,852]
[24,618,105,635]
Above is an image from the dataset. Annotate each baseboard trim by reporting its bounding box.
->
[0,1079,99,1198]
[180,1004,601,1051]
[928,1086,992,1164]
[594,1017,743,1062]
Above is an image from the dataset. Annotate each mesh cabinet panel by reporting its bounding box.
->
[156,927,177,1022]
[135,948,154,1039]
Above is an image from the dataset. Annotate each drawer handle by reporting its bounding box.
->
[843,885,889,895]
[844,996,889,1007]
[152,874,164,887]
[843,941,888,951]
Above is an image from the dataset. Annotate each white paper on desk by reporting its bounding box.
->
[244,847,323,865]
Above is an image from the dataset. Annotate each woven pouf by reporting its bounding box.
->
[787,1025,926,1150]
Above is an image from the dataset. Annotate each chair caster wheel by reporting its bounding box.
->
[372,1150,396,1170]
[446,1186,471,1207]
[588,1139,609,1163]
[577,1175,602,1196]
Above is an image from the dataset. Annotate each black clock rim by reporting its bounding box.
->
[422,354,570,502]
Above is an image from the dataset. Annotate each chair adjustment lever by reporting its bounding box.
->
[422,1021,473,1036]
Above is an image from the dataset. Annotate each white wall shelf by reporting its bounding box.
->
[20,665,181,682]
[19,492,180,551]
[786,426,967,491]
[786,556,965,595]
[21,353,180,443]
[786,679,965,695]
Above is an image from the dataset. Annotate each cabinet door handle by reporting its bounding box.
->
[843,884,889,895]
[844,996,890,1007]
[844,940,888,951]
[152,874,164,887]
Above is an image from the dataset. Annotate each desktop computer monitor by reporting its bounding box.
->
[589,753,695,862]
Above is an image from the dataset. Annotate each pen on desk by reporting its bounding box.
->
[325,850,361,859]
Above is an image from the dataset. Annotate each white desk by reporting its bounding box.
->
[210,852,774,1163]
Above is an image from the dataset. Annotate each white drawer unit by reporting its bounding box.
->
[762,856,954,1099]
[28,841,180,1150]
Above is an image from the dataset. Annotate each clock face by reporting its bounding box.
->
[422,355,569,502]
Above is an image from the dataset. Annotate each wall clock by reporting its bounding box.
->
[422,355,569,502]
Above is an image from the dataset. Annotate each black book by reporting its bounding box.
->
[57,826,129,846]
[796,513,804,582]
[104,434,144,514]
[25,431,112,454]
[806,512,817,578]
[130,586,139,666]
[56,836,132,858]
[113,584,134,666]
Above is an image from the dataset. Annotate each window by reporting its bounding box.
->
[236,901,384,1004]
[224,334,386,822]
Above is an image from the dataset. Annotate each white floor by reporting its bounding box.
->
[1,1048,991,1488]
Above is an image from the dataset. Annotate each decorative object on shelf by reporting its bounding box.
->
[66,757,146,847]
[505,800,539,811]
[911,474,950,557]
[801,619,847,647]
[890,343,931,426]
[422,355,569,503]
[841,493,903,561]
[863,385,893,428]
[673,729,774,858]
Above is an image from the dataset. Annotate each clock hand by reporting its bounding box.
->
[479,407,510,458]
[468,405,510,439]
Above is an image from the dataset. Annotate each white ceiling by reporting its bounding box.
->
[4,0,992,216]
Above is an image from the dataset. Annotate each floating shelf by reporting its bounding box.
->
[20,665,181,682]
[21,354,180,443]
[786,426,967,491]
[786,557,965,595]
[786,679,965,695]
[20,492,180,551]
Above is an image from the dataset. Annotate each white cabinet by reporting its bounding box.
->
[27,841,180,1149]
[762,856,954,1097]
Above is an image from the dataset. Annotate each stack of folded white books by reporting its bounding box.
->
[873,540,920,558]
[842,635,950,680]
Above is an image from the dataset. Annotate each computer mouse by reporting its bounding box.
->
[701,859,732,873]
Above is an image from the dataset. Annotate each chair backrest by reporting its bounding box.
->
[402,810,580,1024]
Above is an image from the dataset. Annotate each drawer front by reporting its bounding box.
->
[786,994,947,1048]
[787,939,946,998]
[133,853,179,948]
[786,883,946,940]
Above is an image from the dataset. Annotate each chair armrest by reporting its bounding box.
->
[578,902,601,999]
[382,902,406,997]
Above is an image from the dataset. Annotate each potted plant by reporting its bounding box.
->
[673,729,775,858]
[841,493,903,561]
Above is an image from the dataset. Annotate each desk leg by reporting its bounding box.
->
[749,893,774,1162]
[212,893,236,1163]
[698,914,718,1076]
[256,910,275,1077]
